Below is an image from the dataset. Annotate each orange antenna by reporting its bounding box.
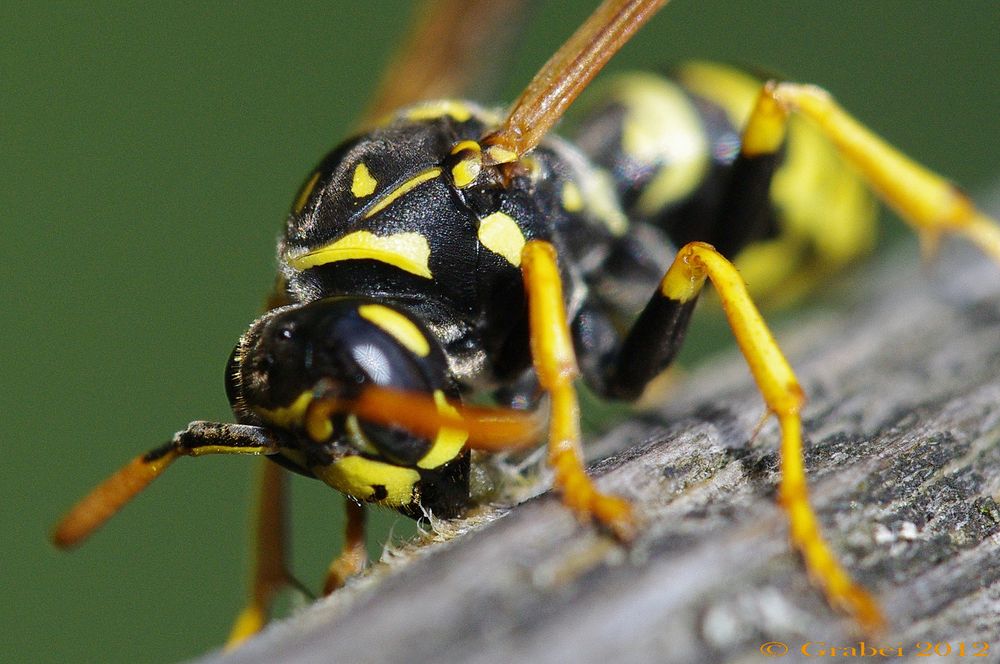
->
[52,446,180,549]
[53,424,278,549]
[482,0,667,164]
[306,385,544,451]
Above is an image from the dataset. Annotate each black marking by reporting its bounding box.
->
[604,292,699,401]
[368,485,389,502]
[571,72,783,258]
[142,442,175,463]
[402,450,471,519]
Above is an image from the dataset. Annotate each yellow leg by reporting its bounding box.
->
[660,241,882,631]
[757,81,1000,264]
[227,462,291,649]
[322,500,368,595]
[521,240,635,541]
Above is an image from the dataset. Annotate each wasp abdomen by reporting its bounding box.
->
[571,63,877,295]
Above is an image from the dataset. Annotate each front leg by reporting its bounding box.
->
[521,240,635,541]
[227,461,294,649]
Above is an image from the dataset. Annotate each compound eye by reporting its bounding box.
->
[338,310,440,464]
[230,307,320,413]
[346,336,435,464]
[345,318,429,393]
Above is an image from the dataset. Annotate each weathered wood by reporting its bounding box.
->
[197,238,1000,664]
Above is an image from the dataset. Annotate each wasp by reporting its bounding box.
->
[52,0,1000,649]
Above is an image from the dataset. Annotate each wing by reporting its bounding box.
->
[362,0,536,123]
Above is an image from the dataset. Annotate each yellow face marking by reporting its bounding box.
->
[478,211,526,267]
[314,455,420,506]
[253,391,313,429]
[417,391,469,469]
[363,167,442,219]
[608,73,708,216]
[351,163,378,198]
[358,304,430,357]
[405,100,473,123]
[286,231,432,279]
[561,181,584,212]
[293,171,321,215]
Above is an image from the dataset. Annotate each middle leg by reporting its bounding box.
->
[585,241,883,631]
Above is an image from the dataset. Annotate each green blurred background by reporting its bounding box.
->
[3,1,997,662]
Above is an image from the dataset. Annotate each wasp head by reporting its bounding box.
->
[226,297,456,469]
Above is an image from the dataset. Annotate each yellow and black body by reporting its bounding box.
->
[223,73,846,516]
[51,0,1000,647]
